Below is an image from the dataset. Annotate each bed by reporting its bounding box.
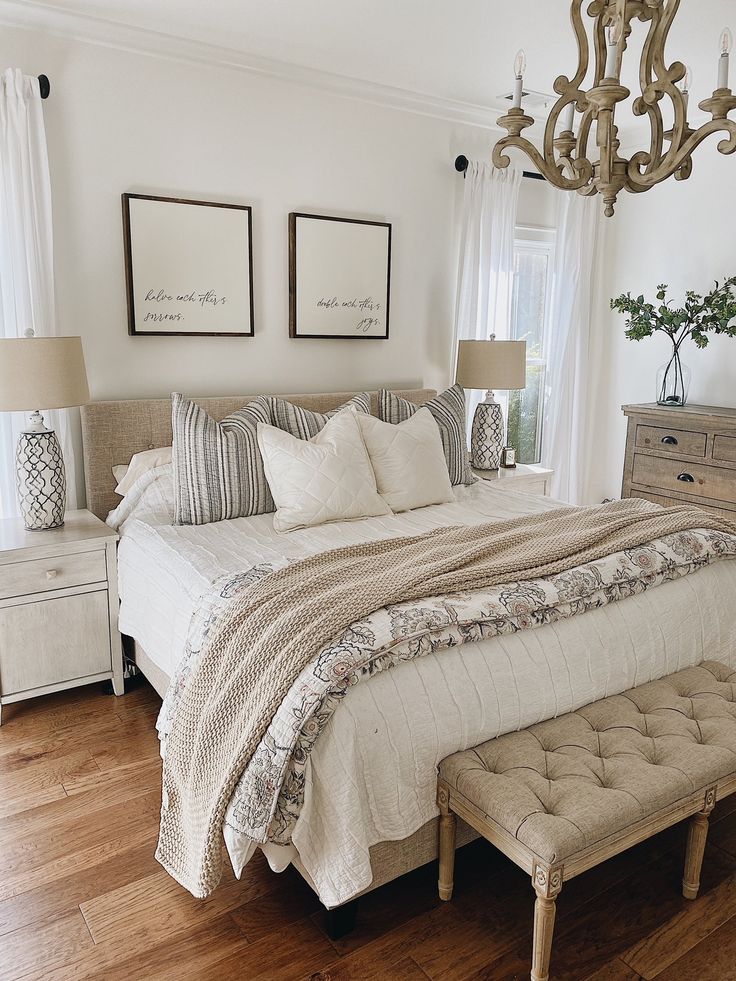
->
[80,390,736,914]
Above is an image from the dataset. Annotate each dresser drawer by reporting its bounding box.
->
[713,435,736,464]
[629,490,734,517]
[0,549,107,600]
[635,424,706,457]
[0,590,111,696]
[632,453,736,504]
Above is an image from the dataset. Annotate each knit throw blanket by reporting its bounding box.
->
[156,499,736,897]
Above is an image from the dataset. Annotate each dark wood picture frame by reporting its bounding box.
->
[289,212,391,340]
[122,193,255,337]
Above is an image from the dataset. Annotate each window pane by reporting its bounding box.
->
[507,244,551,465]
[511,250,548,357]
[507,364,545,465]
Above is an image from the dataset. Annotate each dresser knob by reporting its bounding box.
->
[46,569,58,579]
[661,435,678,445]
[677,472,695,483]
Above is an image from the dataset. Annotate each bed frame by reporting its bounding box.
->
[80,388,479,927]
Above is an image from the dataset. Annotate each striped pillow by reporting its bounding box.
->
[172,393,274,525]
[378,384,474,486]
[268,393,371,439]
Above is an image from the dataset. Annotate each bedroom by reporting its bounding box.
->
[0,1,735,979]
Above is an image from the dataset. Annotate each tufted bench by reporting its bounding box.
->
[436,661,736,981]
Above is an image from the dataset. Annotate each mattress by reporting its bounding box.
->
[111,471,736,906]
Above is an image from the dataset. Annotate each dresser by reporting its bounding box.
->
[621,403,736,517]
[0,510,123,723]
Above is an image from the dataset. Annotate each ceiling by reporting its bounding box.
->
[7,0,736,131]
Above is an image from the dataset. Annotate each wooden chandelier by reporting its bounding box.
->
[492,0,736,216]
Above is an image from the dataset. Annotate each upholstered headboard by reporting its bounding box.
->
[80,389,437,521]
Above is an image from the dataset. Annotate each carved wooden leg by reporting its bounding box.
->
[531,863,563,981]
[682,787,716,900]
[437,783,457,901]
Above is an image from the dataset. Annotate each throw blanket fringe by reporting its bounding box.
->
[156,499,736,897]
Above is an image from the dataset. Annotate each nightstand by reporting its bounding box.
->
[472,463,554,497]
[0,509,123,723]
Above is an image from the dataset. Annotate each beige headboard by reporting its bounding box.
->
[80,389,436,521]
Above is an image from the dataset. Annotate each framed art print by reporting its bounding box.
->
[122,193,254,336]
[289,212,391,339]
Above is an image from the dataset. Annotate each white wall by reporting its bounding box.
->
[588,150,736,504]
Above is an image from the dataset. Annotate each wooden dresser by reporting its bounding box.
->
[621,403,736,517]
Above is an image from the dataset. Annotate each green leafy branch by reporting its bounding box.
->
[610,276,736,355]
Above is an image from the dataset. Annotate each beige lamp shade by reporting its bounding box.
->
[455,339,527,391]
[0,336,90,412]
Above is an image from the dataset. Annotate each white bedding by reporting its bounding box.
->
[110,468,736,907]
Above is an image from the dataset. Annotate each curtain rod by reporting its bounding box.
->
[38,74,50,99]
[454,154,544,182]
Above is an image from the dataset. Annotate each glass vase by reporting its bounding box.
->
[656,349,691,406]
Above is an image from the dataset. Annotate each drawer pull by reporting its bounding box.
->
[661,435,678,445]
[46,569,58,580]
[677,472,695,483]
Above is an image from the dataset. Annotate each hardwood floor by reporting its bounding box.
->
[2,681,736,980]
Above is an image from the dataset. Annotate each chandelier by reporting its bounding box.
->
[493,0,736,216]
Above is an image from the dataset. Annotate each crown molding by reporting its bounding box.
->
[0,0,504,131]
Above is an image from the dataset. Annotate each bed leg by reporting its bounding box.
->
[323,898,358,940]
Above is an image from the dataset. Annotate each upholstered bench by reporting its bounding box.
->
[436,661,736,981]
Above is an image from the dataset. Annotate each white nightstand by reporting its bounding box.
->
[0,509,123,723]
[472,463,554,497]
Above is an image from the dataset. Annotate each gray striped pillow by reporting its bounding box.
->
[378,384,474,486]
[172,393,274,525]
[268,393,371,439]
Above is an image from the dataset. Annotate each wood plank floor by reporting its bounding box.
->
[2,681,736,980]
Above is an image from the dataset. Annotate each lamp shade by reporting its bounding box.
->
[0,336,90,412]
[455,339,527,391]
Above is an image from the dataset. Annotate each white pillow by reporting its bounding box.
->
[356,408,454,512]
[257,409,391,532]
[114,446,173,496]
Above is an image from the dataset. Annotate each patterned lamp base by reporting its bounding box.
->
[16,428,66,530]
[471,399,505,471]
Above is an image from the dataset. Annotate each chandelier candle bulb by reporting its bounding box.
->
[718,28,732,89]
[513,49,526,108]
[562,103,575,132]
[604,20,621,78]
[681,66,692,116]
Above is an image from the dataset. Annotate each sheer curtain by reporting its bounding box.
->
[453,161,522,428]
[541,191,600,504]
[0,68,76,519]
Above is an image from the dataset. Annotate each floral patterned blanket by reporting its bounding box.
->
[158,523,736,856]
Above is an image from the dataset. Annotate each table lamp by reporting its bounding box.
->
[456,336,527,470]
[0,333,90,530]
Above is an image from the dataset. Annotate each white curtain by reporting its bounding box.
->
[453,161,522,427]
[0,68,75,519]
[541,191,600,504]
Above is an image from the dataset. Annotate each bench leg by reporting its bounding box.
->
[531,863,563,981]
[437,783,456,901]
[683,787,717,900]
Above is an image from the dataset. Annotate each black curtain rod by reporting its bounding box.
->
[38,74,50,99]
[454,154,544,182]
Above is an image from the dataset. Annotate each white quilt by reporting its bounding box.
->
[110,468,736,907]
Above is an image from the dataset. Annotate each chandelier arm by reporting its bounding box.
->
[626,118,736,191]
[491,135,594,190]
[631,3,665,169]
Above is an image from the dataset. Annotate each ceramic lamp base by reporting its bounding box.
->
[471,400,505,471]
[16,428,66,530]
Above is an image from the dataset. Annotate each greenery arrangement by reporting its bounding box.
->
[611,277,736,405]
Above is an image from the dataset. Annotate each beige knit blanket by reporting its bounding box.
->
[156,499,736,897]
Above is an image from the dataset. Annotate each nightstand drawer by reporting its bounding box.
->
[632,453,735,504]
[635,425,706,457]
[0,549,107,600]
[0,590,111,695]
[714,435,736,464]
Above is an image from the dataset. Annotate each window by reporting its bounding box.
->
[506,227,555,465]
